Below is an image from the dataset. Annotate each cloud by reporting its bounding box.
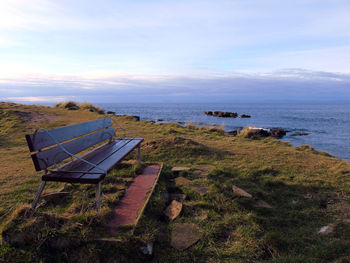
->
[1,69,349,103]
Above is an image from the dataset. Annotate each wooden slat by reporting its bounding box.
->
[26,117,113,152]
[32,127,115,171]
[77,139,142,183]
[60,139,133,176]
[84,139,142,174]
[41,138,143,183]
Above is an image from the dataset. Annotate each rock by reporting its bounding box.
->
[232,185,252,198]
[140,243,153,255]
[175,177,191,186]
[107,111,116,115]
[227,130,238,136]
[253,200,273,208]
[164,200,183,221]
[270,128,287,139]
[290,132,309,136]
[194,164,215,171]
[131,115,140,121]
[155,119,164,122]
[205,111,238,118]
[318,223,335,235]
[191,184,209,196]
[171,167,191,175]
[239,114,251,118]
[240,127,270,139]
[169,193,187,202]
[171,223,201,251]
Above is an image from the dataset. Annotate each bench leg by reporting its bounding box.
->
[138,144,141,165]
[32,181,46,209]
[96,182,101,211]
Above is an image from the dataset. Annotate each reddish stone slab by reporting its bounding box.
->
[108,165,161,235]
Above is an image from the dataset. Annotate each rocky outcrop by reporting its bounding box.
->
[290,132,309,136]
[270,128,287,139]
[239,114,251,118]
[204,111,239,118]
[238,127,288,139]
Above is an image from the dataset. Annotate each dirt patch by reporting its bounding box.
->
[12,110,59,126]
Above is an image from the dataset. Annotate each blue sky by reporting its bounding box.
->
[0,0,350,102]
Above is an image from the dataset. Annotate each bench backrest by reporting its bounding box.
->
[26,117,115,171]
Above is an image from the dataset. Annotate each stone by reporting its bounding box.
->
[318,223,335,235]
[171,223,201,251]
[269,128,287,139]
[194,164,215,171]
[171,167,191,176]
[239,114,251,118]
[191,184,209,196]
[140,243,153,255]
[290,132,309,136]
[232,185,252,198]
[175,177,191,186]
[227,130,238,136]
[240,127,269,139]
[164,200,183,221]
[107,111,116,115]
[253,200,273,209]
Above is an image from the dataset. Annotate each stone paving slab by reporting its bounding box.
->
[107,164,162,235]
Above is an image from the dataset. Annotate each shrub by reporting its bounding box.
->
[55,101,80,110]
[79,103,105,114]
[53,101,105,114]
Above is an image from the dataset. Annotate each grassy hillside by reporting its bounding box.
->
[0,102,349,263]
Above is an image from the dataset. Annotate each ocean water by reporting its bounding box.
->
[100,102,350,161]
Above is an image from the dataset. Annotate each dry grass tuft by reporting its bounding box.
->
[54,101,105,114]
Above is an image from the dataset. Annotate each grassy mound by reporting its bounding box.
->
[54,101,105,114]
[0,102,349,263]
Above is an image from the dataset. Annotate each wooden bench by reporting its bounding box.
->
[25,117,143,210]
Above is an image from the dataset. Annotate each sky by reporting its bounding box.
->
[0,0,350,103]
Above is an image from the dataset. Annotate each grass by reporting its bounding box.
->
[54,101,105,114]
[0,102,349,262]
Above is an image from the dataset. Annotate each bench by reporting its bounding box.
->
[25,117,143,211]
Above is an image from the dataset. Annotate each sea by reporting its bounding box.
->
[99,102,350,161]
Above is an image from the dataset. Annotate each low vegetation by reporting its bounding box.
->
[0,102,349,262]
[54,101,105,114]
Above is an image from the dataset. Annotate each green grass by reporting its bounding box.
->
[0,102,349,263]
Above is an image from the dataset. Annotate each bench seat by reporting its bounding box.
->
[42,138,143,184]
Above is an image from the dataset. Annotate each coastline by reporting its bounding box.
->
[0,102,349,262]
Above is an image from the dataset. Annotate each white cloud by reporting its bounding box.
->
[1,69,349,103]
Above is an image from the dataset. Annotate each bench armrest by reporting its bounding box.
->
[111,118,143,138]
